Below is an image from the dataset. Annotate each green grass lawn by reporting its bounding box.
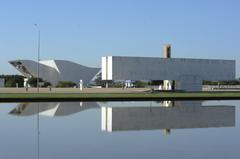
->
[1,92,240,102]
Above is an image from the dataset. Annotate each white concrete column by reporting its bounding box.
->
[79,80,83,91]
[24,78,29,87]
[163,80,173,90]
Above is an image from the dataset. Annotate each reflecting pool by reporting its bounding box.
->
[0,100,239,159]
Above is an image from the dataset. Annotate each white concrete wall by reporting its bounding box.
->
[101,57,107,80]
[102,56,235,81]
[101,56,112,80]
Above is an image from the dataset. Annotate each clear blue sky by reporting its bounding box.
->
[1,0,240,77]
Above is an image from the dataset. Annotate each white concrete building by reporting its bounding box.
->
[9,46,236,91]
[9,60,101,86]
[102,56,236,91]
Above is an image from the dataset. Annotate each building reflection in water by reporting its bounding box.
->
[9,101,235,135]
[9,102,99,117]
[101,101,235,134]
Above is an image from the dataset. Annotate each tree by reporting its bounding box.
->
[28,77,52,87]
[135,81,148,88]
[42,81,52,87]
[148,80,163,86]
[0,75,24,87]
[28,78,42,87]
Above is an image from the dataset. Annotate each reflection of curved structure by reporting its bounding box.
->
[9,60,100,86]
[101,101,235,133]
[9,102,99,117]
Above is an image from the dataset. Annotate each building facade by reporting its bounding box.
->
[102,56,235,91]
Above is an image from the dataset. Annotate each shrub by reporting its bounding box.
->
[56,81,77,88]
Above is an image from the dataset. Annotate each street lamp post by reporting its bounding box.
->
[34,24,40,93]
[34,24,41,159]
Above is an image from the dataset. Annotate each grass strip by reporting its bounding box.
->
[1,92,240,102]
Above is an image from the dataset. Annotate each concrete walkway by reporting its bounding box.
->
[0,88,150,93]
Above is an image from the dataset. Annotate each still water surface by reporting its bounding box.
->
[0,100,239,159]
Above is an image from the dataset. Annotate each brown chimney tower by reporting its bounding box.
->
[163,45,171,58]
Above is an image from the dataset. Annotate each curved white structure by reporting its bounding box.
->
[9,60,101,86]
